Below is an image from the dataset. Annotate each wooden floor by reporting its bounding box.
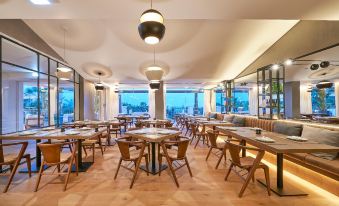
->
[0,133,338,206]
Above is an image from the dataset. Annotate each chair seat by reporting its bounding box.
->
[3,153,30,164]
[160,149,178,159]
[216,136,227,149]
[238,156,267,169]
[129,149,148,160]
[83,140,98,145]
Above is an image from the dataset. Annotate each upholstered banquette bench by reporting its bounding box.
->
[207,112,339,181]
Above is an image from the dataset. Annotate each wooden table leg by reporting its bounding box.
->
[74,139,93,172]
[20,139,47,173]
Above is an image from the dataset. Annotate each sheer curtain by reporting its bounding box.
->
[300,85,312,114]
[204,90,216,114]
[148,88,156,119]
[249,86,258,116]
[105,88,119,120]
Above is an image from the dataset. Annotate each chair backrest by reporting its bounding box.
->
[0,142,28,164]
[116,138,145,160]
[190,123,198,135]
[135,121,143,128]
[165,122,173,128]
[226,141,265,167]
[206,130,219,148]
[176,137,190,159]
[38,143,62,164]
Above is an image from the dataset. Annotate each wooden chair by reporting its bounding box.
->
[158,136,192,187]
[184,120,192,136]
[134,121,143,128]
[190,123,207,149]
[0,141,31,193]
[224,141,271,198]
[110,124,122,138]
[35,141,78,192]
[206,131,241,169]
[114,137,149,189]
[126,128,151,160]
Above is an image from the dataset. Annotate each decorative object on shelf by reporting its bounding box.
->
[257,64,285,120]
[316,80,333,89]
[138,0,165,45]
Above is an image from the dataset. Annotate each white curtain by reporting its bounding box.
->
[163,84,167,118]
[335,83,339,117]
[300,85,312,114]
[83,80,96,120]
[204,90,216,114]
[148,88,155,119]
[105,88,119,120]
[249,86,258,116]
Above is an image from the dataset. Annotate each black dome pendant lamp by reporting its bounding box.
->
[138,0,165,45]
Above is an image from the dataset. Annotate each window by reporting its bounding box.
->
[1,63,38,133]
[311,87,336,116]
[0,36,81,134]
[233,89,249,114]
[215,90,225,113]
[119,90,149,115]
[166,90,204,119]
[58,81,75,124]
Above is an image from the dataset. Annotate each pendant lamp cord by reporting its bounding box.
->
[63,28,66,61]
[151,0,153,8]
[153,47,155,64]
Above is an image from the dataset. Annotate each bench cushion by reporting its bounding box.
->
[208,112,217,119]
[223,114,234,122]
[273,121,303,136]
[304,154,339,176]
[232,116,246,127]
[301,125,339,160]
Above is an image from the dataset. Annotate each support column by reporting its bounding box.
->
[154,81,165,119]
[285,81,300,119]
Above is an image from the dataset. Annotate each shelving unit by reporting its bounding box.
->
[223,80,234,114]
[257,65,285,119]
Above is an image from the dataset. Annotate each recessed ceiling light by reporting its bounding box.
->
[30,0,53,5]
[57,66,72,72]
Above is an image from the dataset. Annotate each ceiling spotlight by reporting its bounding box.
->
[272,64,280,70]
[320,61,330,68]
[316,80,333,89]
[310,64,319,70]
[149,80,160,90]
[30,0,53,5]
[138,0,165,45]
[284,59,293,66]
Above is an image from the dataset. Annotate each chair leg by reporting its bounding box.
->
[92,144,95,162]
[25,155,32,178]
[130,153,144,189]
[194,135,201,149]
[34,162,45,192]
[98,137,104,156]
[82,146,88,156]
[161,145,179,187]
[263,167,271,196]
[239,167,257,198]
[148,144,151,161]
[184,157,193,177]
[190,135,195,144]
[114,158,122,180]
[3,162,19,193]
[224,163,233,181]
[63,159,73,191]
[206,147,213,161]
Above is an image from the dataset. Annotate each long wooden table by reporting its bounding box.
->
[125,128,181,175]
[216,126,339,196]
[140,119,170,127]
[0,128,106,172]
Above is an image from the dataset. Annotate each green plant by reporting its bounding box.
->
[317,89,327,112]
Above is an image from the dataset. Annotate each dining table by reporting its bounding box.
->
[0,127,106,173]
[197,120,234,131]
[140,119,170,127]
[216,126,339,196]
[125,128,181,175]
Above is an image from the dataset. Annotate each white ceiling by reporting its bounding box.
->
[2,0,339,88]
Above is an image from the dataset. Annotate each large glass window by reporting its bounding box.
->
[119,90,149,115]
[1,63,38,133]
[233,89,249,114]
[1,36,81,134]
[311,87,336,116]
[166,90,204,119]
[58,81,75,124]
[215,90,225,113]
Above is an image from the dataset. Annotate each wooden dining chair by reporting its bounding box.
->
[35,141,78,192]
[110,124,122,138]
[126,128,151,160]
[0,141,31,193]
[158,136,192,187]
[114,137,149,189]
[184,120,192,136]
[190,123,207,149]
[134,121,143,128]
[207,131,241,169]
[224,141,271,198]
